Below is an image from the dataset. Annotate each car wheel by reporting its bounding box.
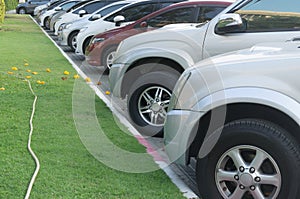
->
[196,119,300,199]
[101,45,117,70]
[127,67,180,137]
[44,17,50,29]
[18,8,26,14]
[68,31,78,52]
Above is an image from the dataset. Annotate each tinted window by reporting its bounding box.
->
[73,1,110,14]
[234,0,300,32]
[105,3,155,22]
[147,7,195,28]
[198,6,226,23]
[97,3,128,16]
[60,1,78,10]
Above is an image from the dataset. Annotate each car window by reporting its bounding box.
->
[234,0,300,32]
[96,3,128,17]
[73,1,109,14]
[147,7,195,28]
[105,3,156,22]
[60,1,78,10]
[198,6,226,23]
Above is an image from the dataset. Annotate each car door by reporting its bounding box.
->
[203,0,300,59]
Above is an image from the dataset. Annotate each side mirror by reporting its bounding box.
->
[78,10,87,17]
[215,13,246,35]
[140,21,147,28]
[91,14,101,20]
[113,15,125,26]
[54,6,62,11]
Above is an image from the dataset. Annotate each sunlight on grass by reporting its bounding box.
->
[0,14,185,198]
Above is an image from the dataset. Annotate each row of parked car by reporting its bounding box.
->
[18,0,300,198]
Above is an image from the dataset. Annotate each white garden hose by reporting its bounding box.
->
[23,79,40,199]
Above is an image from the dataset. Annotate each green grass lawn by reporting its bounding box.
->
[0,14,186,199]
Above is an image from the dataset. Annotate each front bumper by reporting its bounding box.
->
[164,109,203,165]
[57,29,70,46]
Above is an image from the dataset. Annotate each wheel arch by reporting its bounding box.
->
[82,35,93,54]
[188,102,300,163]
[120,57,185,98]
[68,30,80,45]
[17,7,26,14]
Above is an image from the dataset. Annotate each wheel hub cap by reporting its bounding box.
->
[240,173,253,187]
[150,103,161,112]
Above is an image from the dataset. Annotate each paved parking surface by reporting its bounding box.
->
[45,29,201,198]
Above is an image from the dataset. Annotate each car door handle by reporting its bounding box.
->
[286,37,300,42]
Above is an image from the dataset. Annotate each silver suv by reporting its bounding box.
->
[164,41,300,199]
[109,0,300,137]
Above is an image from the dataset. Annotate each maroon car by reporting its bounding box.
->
[85,0,232,69]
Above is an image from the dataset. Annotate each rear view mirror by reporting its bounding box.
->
[140,21,147,28]
[91,14,101,20]
[215,13,246,35]
[113,15,125,26]
[54,6,62,11]
[78,9,87,17]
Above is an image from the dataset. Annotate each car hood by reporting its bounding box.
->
[67,16,90,29]
[115,22,208,60]
[190,41,300,71]
[94,25,128,39]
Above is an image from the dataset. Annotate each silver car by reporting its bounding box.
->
[164,41,300,199]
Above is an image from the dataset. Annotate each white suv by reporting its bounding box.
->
[109,0,300,136]
[164,41,300,199]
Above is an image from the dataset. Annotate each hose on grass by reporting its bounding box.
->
[1,71,40,198]
[23,78,40,199]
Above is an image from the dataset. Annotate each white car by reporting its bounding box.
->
[164,41,300,199]
[109,0,300,136]
[54,0,117,35]
[75,0,185,55]
[39,0,79,28]
[57,0,130,51]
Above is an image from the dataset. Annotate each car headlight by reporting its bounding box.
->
[64,23,72,29]
[168,72,191,111]
[91,37,105,44]
[58,23,65,31]
[79,27,88,33]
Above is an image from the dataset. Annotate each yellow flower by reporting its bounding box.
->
[73,74,80,79]
[85,77,91,82]
[11,67,18,71]
[24,63,29,66]
[32,72,38,75]
[25,76,32,79]
[7,71,13,75]
[105,91,111,95]
[46,68,51,72]
[0,87,5,91]
[63,71,70,75]
[37,80,45,85]
[26,69,31,72]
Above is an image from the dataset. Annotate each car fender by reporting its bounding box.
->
[116,46,195,71]
[192,87,300,159]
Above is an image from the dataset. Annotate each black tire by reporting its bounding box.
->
[127,66,180,137]
[196,119,300,199]
[18,8,26,14]
[101,45,117,71]
[44,17,50,29]
[68,31,79,52]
